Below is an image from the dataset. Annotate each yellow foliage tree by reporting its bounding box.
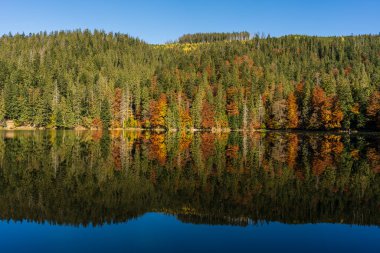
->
[287,93,299,129]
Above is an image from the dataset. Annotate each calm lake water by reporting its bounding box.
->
[0,130,379,252]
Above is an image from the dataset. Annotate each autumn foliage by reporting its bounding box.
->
[201,101,215,129]
[310,86,343,129]
[148,134,167,165]
[367,91,380,128]
[201,133,215,158]
[91,117,103,129]
[0,31,378,131]
[180,108,192,129]
[149,94,168,128]
[226,87,239,116]
[112,88,122,127]
[287,93,299,129]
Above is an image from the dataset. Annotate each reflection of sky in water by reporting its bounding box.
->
[0,213,379,253]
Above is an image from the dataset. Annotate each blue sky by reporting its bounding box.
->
[0,0,379,44]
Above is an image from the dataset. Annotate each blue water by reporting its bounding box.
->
[0,213,379,253]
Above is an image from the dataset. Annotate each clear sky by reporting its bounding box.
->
[0,0,379,44]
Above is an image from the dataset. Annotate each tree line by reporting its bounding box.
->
[0,30,379,130]
[178,31,250,43]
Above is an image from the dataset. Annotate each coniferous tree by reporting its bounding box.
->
[0,31,378,130]
[100,99,111,129]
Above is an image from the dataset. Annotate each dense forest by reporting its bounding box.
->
[0,30,379,130]
[0,131,379,226]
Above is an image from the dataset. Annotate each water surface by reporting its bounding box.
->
[0,130,379,252]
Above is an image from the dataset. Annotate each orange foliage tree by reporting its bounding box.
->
[312,136,343,177]
[149,94,168,128]
[287,134,298,169]
[309,86,326,129]
[310,86,343,129]
[287,92,299,128]
[180,108,192,129]
[148,134,167,165]
[322,97,343,129]
[91,117,103,129]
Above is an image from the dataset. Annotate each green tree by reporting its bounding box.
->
[100,99,111,129]
[337,76,354,129]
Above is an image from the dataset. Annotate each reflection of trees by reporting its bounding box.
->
[147,133,167,165]
[0,131,378,227]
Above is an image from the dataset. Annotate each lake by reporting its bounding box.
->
[0,130,379,252]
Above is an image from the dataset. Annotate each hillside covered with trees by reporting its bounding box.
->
[0,30,379,130]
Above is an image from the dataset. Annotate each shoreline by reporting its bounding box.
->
[0,127,378,134]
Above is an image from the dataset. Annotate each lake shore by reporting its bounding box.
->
[0,126,376,134]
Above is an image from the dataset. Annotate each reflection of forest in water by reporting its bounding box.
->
[0,130,379,227]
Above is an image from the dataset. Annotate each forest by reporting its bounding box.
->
[0,30,379,130]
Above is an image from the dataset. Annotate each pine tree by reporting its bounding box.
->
[215,83,228,129]
[337,76,354,129]
[0,90,5,123]
[0,31,378,130]
[191,75,207,129]
[100,99,111,129]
